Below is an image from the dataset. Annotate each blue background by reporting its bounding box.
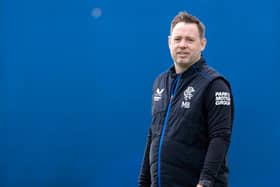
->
[1,0,280,186]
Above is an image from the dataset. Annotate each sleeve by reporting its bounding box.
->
[198,78,234,187]
[138,127,152,187]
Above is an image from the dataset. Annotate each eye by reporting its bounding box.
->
[186,38,195,42]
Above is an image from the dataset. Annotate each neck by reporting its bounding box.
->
[175,61,197,74]
[174,56,201,74]
[175,64,190,74]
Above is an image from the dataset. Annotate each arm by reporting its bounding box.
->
[198,79,234,187]
[138,128,152,187]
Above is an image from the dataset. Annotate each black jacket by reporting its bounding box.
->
[139,58,234,187]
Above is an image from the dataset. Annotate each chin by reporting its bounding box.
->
[176,61,191,66]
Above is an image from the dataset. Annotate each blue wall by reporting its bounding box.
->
[2,0,280,186]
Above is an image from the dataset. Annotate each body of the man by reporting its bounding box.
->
[139,12,234,187]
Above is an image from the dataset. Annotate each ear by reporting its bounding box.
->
[168,35,172,49]
[200,38,207,51]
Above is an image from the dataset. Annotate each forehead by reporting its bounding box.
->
[171,22,200,37]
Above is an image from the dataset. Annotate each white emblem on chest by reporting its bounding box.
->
[181,86,195,109]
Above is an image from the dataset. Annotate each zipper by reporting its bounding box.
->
[157,75,181,187]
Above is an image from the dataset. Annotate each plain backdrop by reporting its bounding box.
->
[1,0,280,186]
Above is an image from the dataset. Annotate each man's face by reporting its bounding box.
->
[169,22,206,71]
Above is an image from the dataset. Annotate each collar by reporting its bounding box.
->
[168,57,206,79]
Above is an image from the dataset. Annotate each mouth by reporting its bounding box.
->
[177,51,189,57]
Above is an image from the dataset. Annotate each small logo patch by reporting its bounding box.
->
[215,92,231,106]
[154,88,164,101]
[181,86,195,109]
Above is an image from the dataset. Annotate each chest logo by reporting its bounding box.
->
[154,88,164,101]
[181,86,195,109]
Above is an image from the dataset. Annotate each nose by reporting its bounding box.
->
[179,39,188,48]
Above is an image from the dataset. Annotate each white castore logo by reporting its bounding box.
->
[154,88,164,101]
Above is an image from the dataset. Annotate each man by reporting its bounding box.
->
[138,11,234,187]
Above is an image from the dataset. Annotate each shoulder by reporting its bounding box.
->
[199,64,232,88]
[198,63,222,80]
[207,78,231,93]
[153,70,169,87]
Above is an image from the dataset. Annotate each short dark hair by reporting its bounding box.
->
[170,11,205,38]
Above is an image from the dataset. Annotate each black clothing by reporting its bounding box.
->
[139,58,234,187]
